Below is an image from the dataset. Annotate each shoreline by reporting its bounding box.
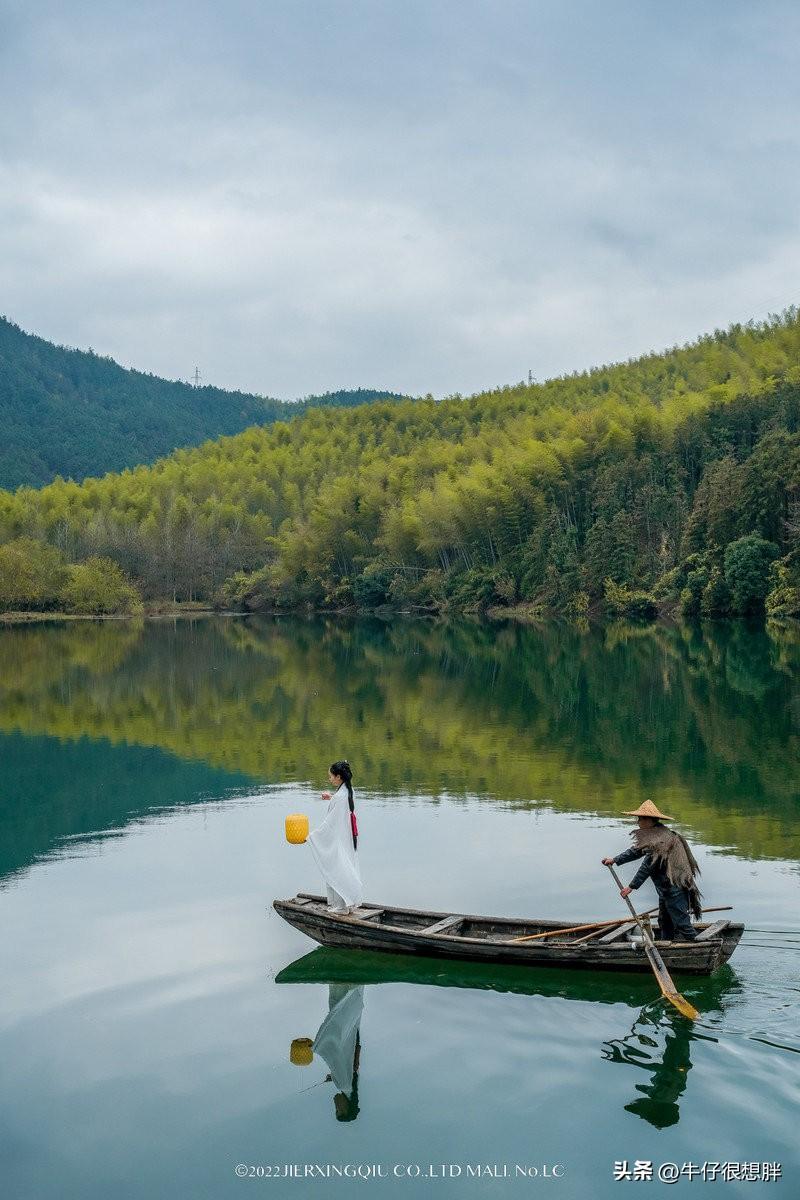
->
[0,601,792,627]
[0,606,580,625]
[0,605,222,624]
[0,603,578,625]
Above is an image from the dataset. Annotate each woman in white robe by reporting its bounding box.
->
[307,760,363,913]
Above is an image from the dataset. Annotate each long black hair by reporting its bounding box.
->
[330,760,356,849]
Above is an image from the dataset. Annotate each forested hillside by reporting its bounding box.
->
[1,310,799,620]
[0,317,403,488]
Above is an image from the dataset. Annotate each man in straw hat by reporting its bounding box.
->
[601,800,702,942]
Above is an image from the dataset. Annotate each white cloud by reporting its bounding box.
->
[1,0,799,398]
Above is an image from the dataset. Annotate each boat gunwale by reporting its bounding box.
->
[276,896,741,951]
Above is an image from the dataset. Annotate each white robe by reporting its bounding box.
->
[312,983,364,1095]
[307,783,363,910]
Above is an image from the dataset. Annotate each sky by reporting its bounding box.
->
[1,0,799,400]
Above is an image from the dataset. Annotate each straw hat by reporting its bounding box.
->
[622,799,675,821]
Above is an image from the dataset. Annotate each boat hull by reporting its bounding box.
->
[273,894,743,976]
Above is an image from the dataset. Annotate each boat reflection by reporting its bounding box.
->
[277,947,741,1126]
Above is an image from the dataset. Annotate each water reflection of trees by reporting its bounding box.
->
[0,616,798,861]
[0,731,250,884]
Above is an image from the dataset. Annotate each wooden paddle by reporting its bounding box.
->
[606,864,699,1021]
[509,904,732,945]
[510,912,656,944]
[572,904,733,946]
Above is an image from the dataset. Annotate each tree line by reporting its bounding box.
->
[1,309,799,619]
[0,315,403,489]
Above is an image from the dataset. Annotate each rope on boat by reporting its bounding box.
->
[740,943,800,952]
[741,928,800,936]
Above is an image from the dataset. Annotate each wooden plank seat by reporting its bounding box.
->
[295,894,385,921]
[695,919,730,941]
[597,920,639,943]
[420,914,464,935]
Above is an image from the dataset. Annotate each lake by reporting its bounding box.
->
[0,615,798,1199]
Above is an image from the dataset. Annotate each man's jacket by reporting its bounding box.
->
[613,844,673,893]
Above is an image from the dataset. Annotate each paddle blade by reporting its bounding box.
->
[663,989,700,1021]
[642,942,701,1020]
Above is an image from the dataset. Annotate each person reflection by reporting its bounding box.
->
[602,1004,693,1129]
[291,983,364,1121]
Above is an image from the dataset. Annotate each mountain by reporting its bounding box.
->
[0,316,404,489]
[1,308,799,620]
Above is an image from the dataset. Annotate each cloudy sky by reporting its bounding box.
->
[1,0,799,399]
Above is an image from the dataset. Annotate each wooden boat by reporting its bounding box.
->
[273,893,743,975]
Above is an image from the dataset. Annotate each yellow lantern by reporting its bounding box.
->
[290,1037,314,1066]
[285,813,309,844]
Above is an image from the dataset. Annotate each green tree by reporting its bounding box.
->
[723,535,779,616]
[603,578,658,620]
[700,565,731,618]
[765,551,800,618]
[61,557,143,615]
[678,556,710,619]
[0,538,66,610]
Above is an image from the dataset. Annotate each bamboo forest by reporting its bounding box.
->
[1,310,800,621]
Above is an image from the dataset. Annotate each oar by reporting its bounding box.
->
[510,912,656,944]
[606,864,699,1021]
[572,904,734,946]
[509,906,733,945]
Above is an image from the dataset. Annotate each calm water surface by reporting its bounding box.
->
[0,616,798,1199]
